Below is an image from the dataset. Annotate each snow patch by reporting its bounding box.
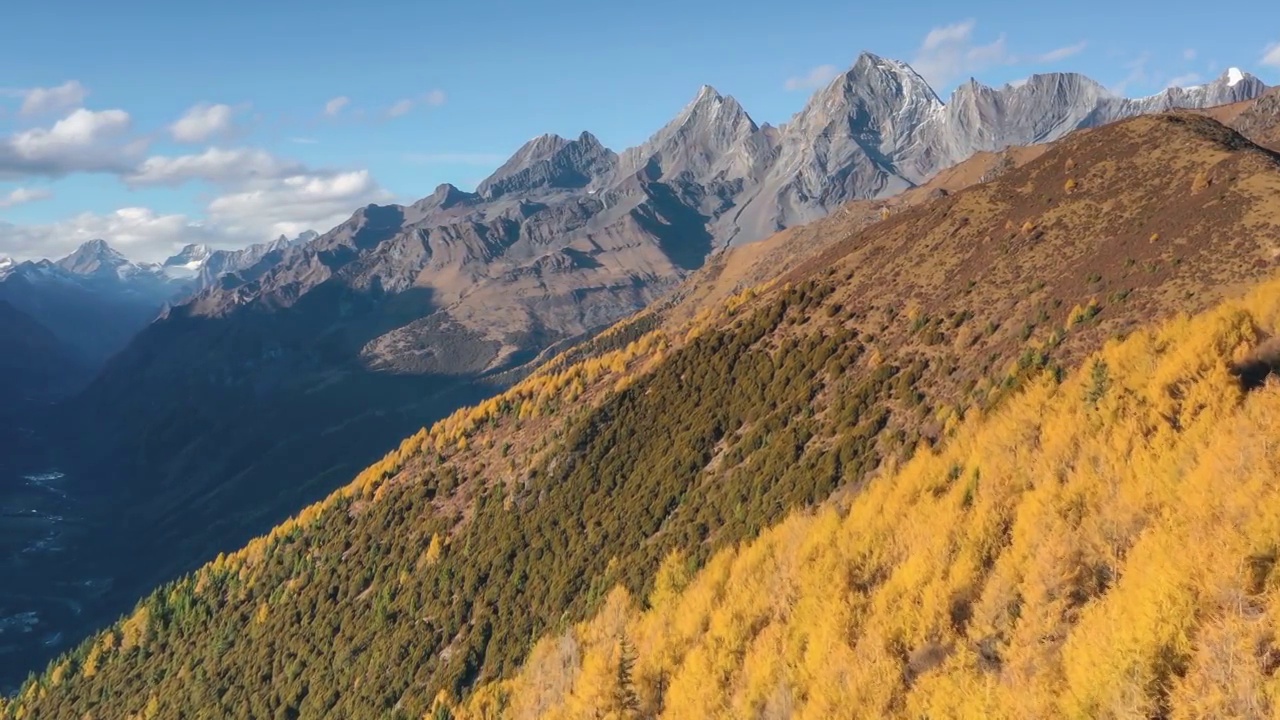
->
[1227,67,1245,87]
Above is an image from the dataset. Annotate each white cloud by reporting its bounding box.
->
[1035,41,1088,63]
[0,186,52,208]
[0,94,396,262]
[403,152,508,165]
[18,81,88,116]
[387,99,414,118]
[170,102,237,143]
[206,170,393,242]
[127,147,307,187]
[1166,73,1202,89]
[1183,48,1198,61]
[0,108,143,178]
[911,20,1011,88]
[784,64,841,91]
[0,207,218,262]
[1110,52,1152,96]
[386,91,447,118]
[11,109,130,152]
[909,20,1089,90]
[324,96,350,116]
[0,171,393,262]
[1262,42,1280,68]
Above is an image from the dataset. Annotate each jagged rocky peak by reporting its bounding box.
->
[810,51,944,122]
[1126,67,1267,115]
[1006,72,1111,101]
[252,232,316,256]
[774,50,945,174]
[56,239,132,276]
[520,132,572,159]
[476,130,617,200]
[943,72,1114,149]
[164,243,212,268]
[765,52,941,188]
[404,183,483,223]
[616,83,771,185]
[430,182,482,210]
[1208,66,1267,100]
[680,84,752,124]
[679,85,761,142]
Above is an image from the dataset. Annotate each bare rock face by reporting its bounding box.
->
[616,85,774,188]
[721,62,1270,249]
[933,73,1115,165]
[1230,86,1280,151]
[477,131,617,200]
[730,53,943,242]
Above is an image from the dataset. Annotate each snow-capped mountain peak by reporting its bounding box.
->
[165,244,213,267]
[161,244,214,279]
[55,239,136,279]
[1228,67,1246,87]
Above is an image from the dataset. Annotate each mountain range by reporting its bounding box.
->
[8,102,1280,717]
[0,232,317,375]
[132,56,1271,355]
[0,52,1274,694]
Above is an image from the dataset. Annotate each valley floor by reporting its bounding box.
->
[0,427,113,694]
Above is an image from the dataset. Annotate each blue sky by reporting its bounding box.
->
[1,0,1278,261]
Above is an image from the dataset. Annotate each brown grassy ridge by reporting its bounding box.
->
[1203,86,1280,152]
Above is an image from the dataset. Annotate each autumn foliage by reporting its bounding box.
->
[445,276,1280,720]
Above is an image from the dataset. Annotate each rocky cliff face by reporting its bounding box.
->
[476,132,617,200]
[724,59,1270,247]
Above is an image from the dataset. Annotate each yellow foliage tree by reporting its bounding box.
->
[457,275,1280,719]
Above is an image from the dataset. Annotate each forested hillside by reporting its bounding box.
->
[450,272,1280,720]
[4,112,1280,719]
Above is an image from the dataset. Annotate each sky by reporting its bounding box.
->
[1,0,1278,263]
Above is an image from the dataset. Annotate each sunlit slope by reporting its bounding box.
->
[452,275,1280,720]
[5,112,1280,719]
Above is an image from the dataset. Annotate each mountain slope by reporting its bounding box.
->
[1232,86,1280,151]
[0,300,89,413]
[452,272,1280,720]
[9,113,1280,719]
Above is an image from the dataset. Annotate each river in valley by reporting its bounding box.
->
[0,424,114,695]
